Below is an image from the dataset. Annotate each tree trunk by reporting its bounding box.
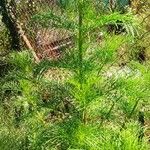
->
[0,0,21,50]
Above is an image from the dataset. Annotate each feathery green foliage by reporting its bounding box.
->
[0,0,149,150]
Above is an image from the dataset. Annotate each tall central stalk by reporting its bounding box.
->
[78,0,86,124]
[78,0,83,89]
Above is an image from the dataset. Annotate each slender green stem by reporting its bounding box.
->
[100,95,122,127]
[78,0,83,89]
[78,0,86,124]
[121,98,141,130]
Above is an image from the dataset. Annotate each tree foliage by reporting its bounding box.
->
[0,0,150,149]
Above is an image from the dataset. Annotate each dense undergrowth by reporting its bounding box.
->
[0,0,150,149]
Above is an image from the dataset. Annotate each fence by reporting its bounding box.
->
[0,1,149,60]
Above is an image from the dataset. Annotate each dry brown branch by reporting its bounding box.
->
[16,23,40,63]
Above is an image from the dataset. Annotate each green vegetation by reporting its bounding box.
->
[0,0,149,149]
